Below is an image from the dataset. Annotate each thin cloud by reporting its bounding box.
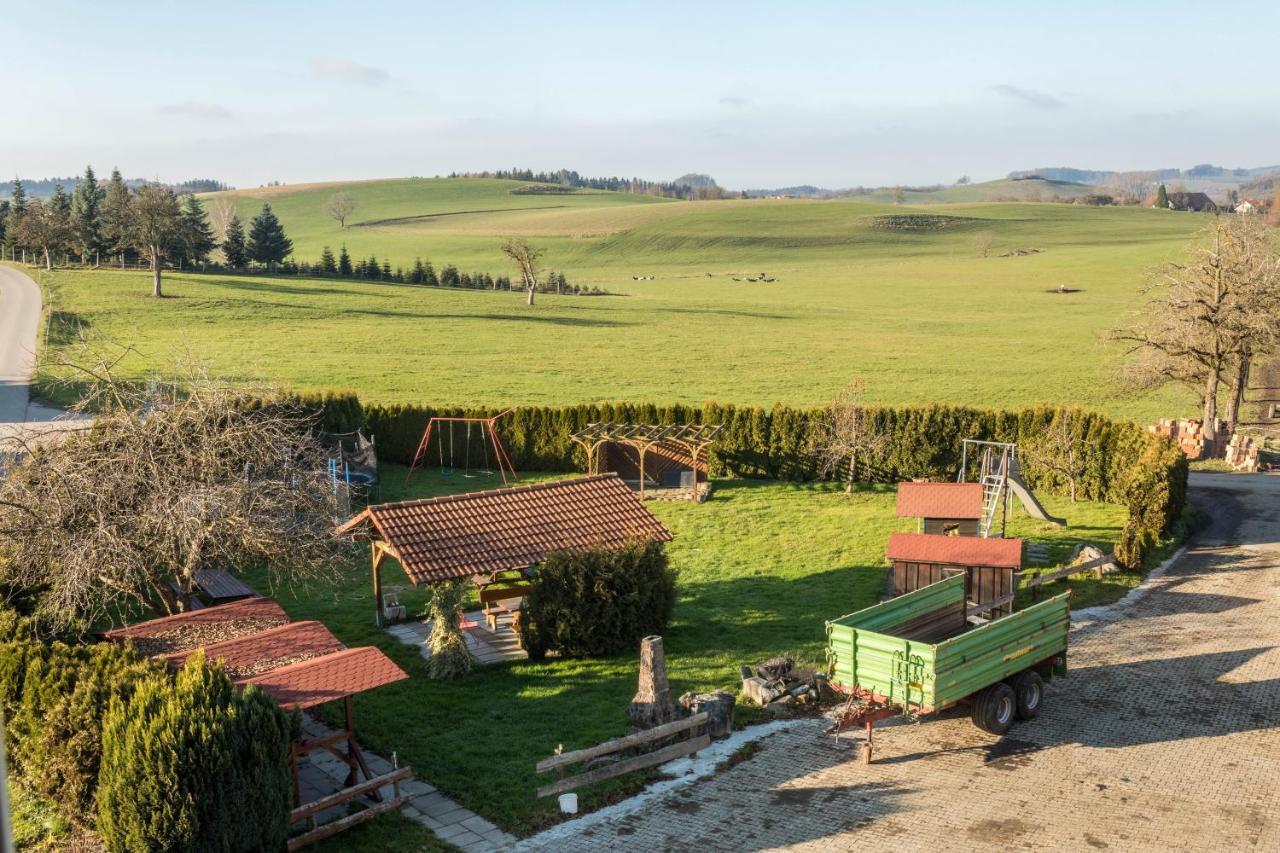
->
[991,84,1066,110]
[312,58,390,86]
[718,94,750,108]
[157,101,234,121]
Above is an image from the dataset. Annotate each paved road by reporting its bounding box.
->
[0,264,79,449]
[522,473,1280,851]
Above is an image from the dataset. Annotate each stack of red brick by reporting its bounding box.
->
[1224,433,1261,472]
[1148,418,1224,460]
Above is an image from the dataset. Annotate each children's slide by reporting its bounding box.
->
[1007,459,1067,526]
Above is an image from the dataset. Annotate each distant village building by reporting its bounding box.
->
[1234,198,1265,214]
[1164,191,1218,213]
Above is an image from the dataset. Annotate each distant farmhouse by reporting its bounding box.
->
[1234,198,1267,214]
[1164,191,1218,213]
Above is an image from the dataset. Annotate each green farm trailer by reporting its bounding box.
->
[825,573,1068,757]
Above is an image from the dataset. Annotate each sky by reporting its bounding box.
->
[4,0,1279,189]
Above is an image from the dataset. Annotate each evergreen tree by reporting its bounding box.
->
[0,200,8,250]
[177,194,215,266]
[381,259,392,280]
[1155,184,1169,209]
[423,260,438,286]
[394,265,405,282]
[365,255,379,279]
[410,257,426,284]
[441,263,459,286]
[318,245,337,274]
[100,168,131,266]
[5,180,27,260]
[246,203,292,270]
[71,165,105,264]
[221,214,247,268]
[338,244,353,276]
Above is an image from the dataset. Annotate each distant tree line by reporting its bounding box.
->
[0,175,230,199]
[447,167,740,200]
[298,246,616,295]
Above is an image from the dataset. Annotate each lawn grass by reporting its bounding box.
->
[26,182,1211,421]
[246,464,1126,836]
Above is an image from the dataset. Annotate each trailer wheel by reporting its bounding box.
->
[1010,671,1044,720]
[971,682,1016,734]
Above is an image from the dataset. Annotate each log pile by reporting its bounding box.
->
[739,656,825,711]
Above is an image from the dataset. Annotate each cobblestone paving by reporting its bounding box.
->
[519,474,1280,852]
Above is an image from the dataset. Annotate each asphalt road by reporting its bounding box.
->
[0,264,80,448]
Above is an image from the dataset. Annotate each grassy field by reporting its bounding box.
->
[29,177,1213,420]
[242,465,1127,836]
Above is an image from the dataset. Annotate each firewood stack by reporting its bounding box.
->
[739,656,824,711]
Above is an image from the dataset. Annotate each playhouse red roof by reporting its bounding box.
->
[895,482,984,519]
[886,532,1023,568]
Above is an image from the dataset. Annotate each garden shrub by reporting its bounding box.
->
[520,540,676,660]
[96,652,293,853]
[3,641,159,823]
[424,580,473,679]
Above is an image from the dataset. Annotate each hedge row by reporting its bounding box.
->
[297,393,1187,568]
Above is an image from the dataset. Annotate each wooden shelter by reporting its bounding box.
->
[336,474,673,625]
[104,598,410,848]
[886,532,1023,618]
[570,422,724,502]
[895,481,984,536]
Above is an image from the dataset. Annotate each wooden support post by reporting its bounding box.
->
[371,543,385,628]
[638,445,648,498]
[688,445,700,503]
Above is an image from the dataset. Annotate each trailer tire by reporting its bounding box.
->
[971,682,1016,734]
[1010,671,1044,720]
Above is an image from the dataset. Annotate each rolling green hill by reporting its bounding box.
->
[842,177,1095,205]
[34,178,1211,421]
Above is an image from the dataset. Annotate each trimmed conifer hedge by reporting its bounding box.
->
[297,394,1186,569]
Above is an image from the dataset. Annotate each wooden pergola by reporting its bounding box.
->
[569,422,724,502]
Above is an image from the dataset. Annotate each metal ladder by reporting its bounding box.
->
[978,447,1009,538]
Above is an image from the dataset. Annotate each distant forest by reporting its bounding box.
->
[447,168,741,200]
[0,176,230,199]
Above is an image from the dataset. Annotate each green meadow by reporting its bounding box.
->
[33,177,1210,420]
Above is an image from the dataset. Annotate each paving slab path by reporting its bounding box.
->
[517,473,1280,852]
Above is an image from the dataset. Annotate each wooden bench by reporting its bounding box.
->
[479,584,531,632]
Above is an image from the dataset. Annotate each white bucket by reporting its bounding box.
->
[558,792,579,814]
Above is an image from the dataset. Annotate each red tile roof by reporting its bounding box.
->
[336,474,673,585]
[895,482,984,519]
[103,596,289,646]
[886,532,1022,568]
[240,647,409,710]
[159,620,344,672]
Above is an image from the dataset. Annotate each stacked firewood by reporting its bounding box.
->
[739,656,825,710]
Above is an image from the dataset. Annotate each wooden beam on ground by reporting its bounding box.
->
[286,794,412,850]
[290,768,412,823]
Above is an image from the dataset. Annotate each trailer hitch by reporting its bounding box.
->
[826,685,903,764]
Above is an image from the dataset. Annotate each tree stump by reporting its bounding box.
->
[627,635,682,729]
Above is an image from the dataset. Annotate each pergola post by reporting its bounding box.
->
[688,444,701,503]
[371,542,386,628]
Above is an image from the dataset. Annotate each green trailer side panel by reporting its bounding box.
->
[826,576,1069,713]
[932,593,1069,708]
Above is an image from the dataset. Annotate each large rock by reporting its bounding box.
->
[741,675,785,706]
[679,690,735,739]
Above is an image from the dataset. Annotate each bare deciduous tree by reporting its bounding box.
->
[501,237,545,306]
[127,183,182,297]
[0,353,346,633]
[14,198,73,270]
[814,379,888,493]
[323,192,357,228]
[974,230,995,258]
[1112,215,1280,442]
[207,196,238,243]
[1019,412,1089,502]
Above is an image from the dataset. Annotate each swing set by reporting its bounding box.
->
[404,410,518,486]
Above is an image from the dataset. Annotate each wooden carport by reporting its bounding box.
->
[569,422,724,502]
[336,474,673,626]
